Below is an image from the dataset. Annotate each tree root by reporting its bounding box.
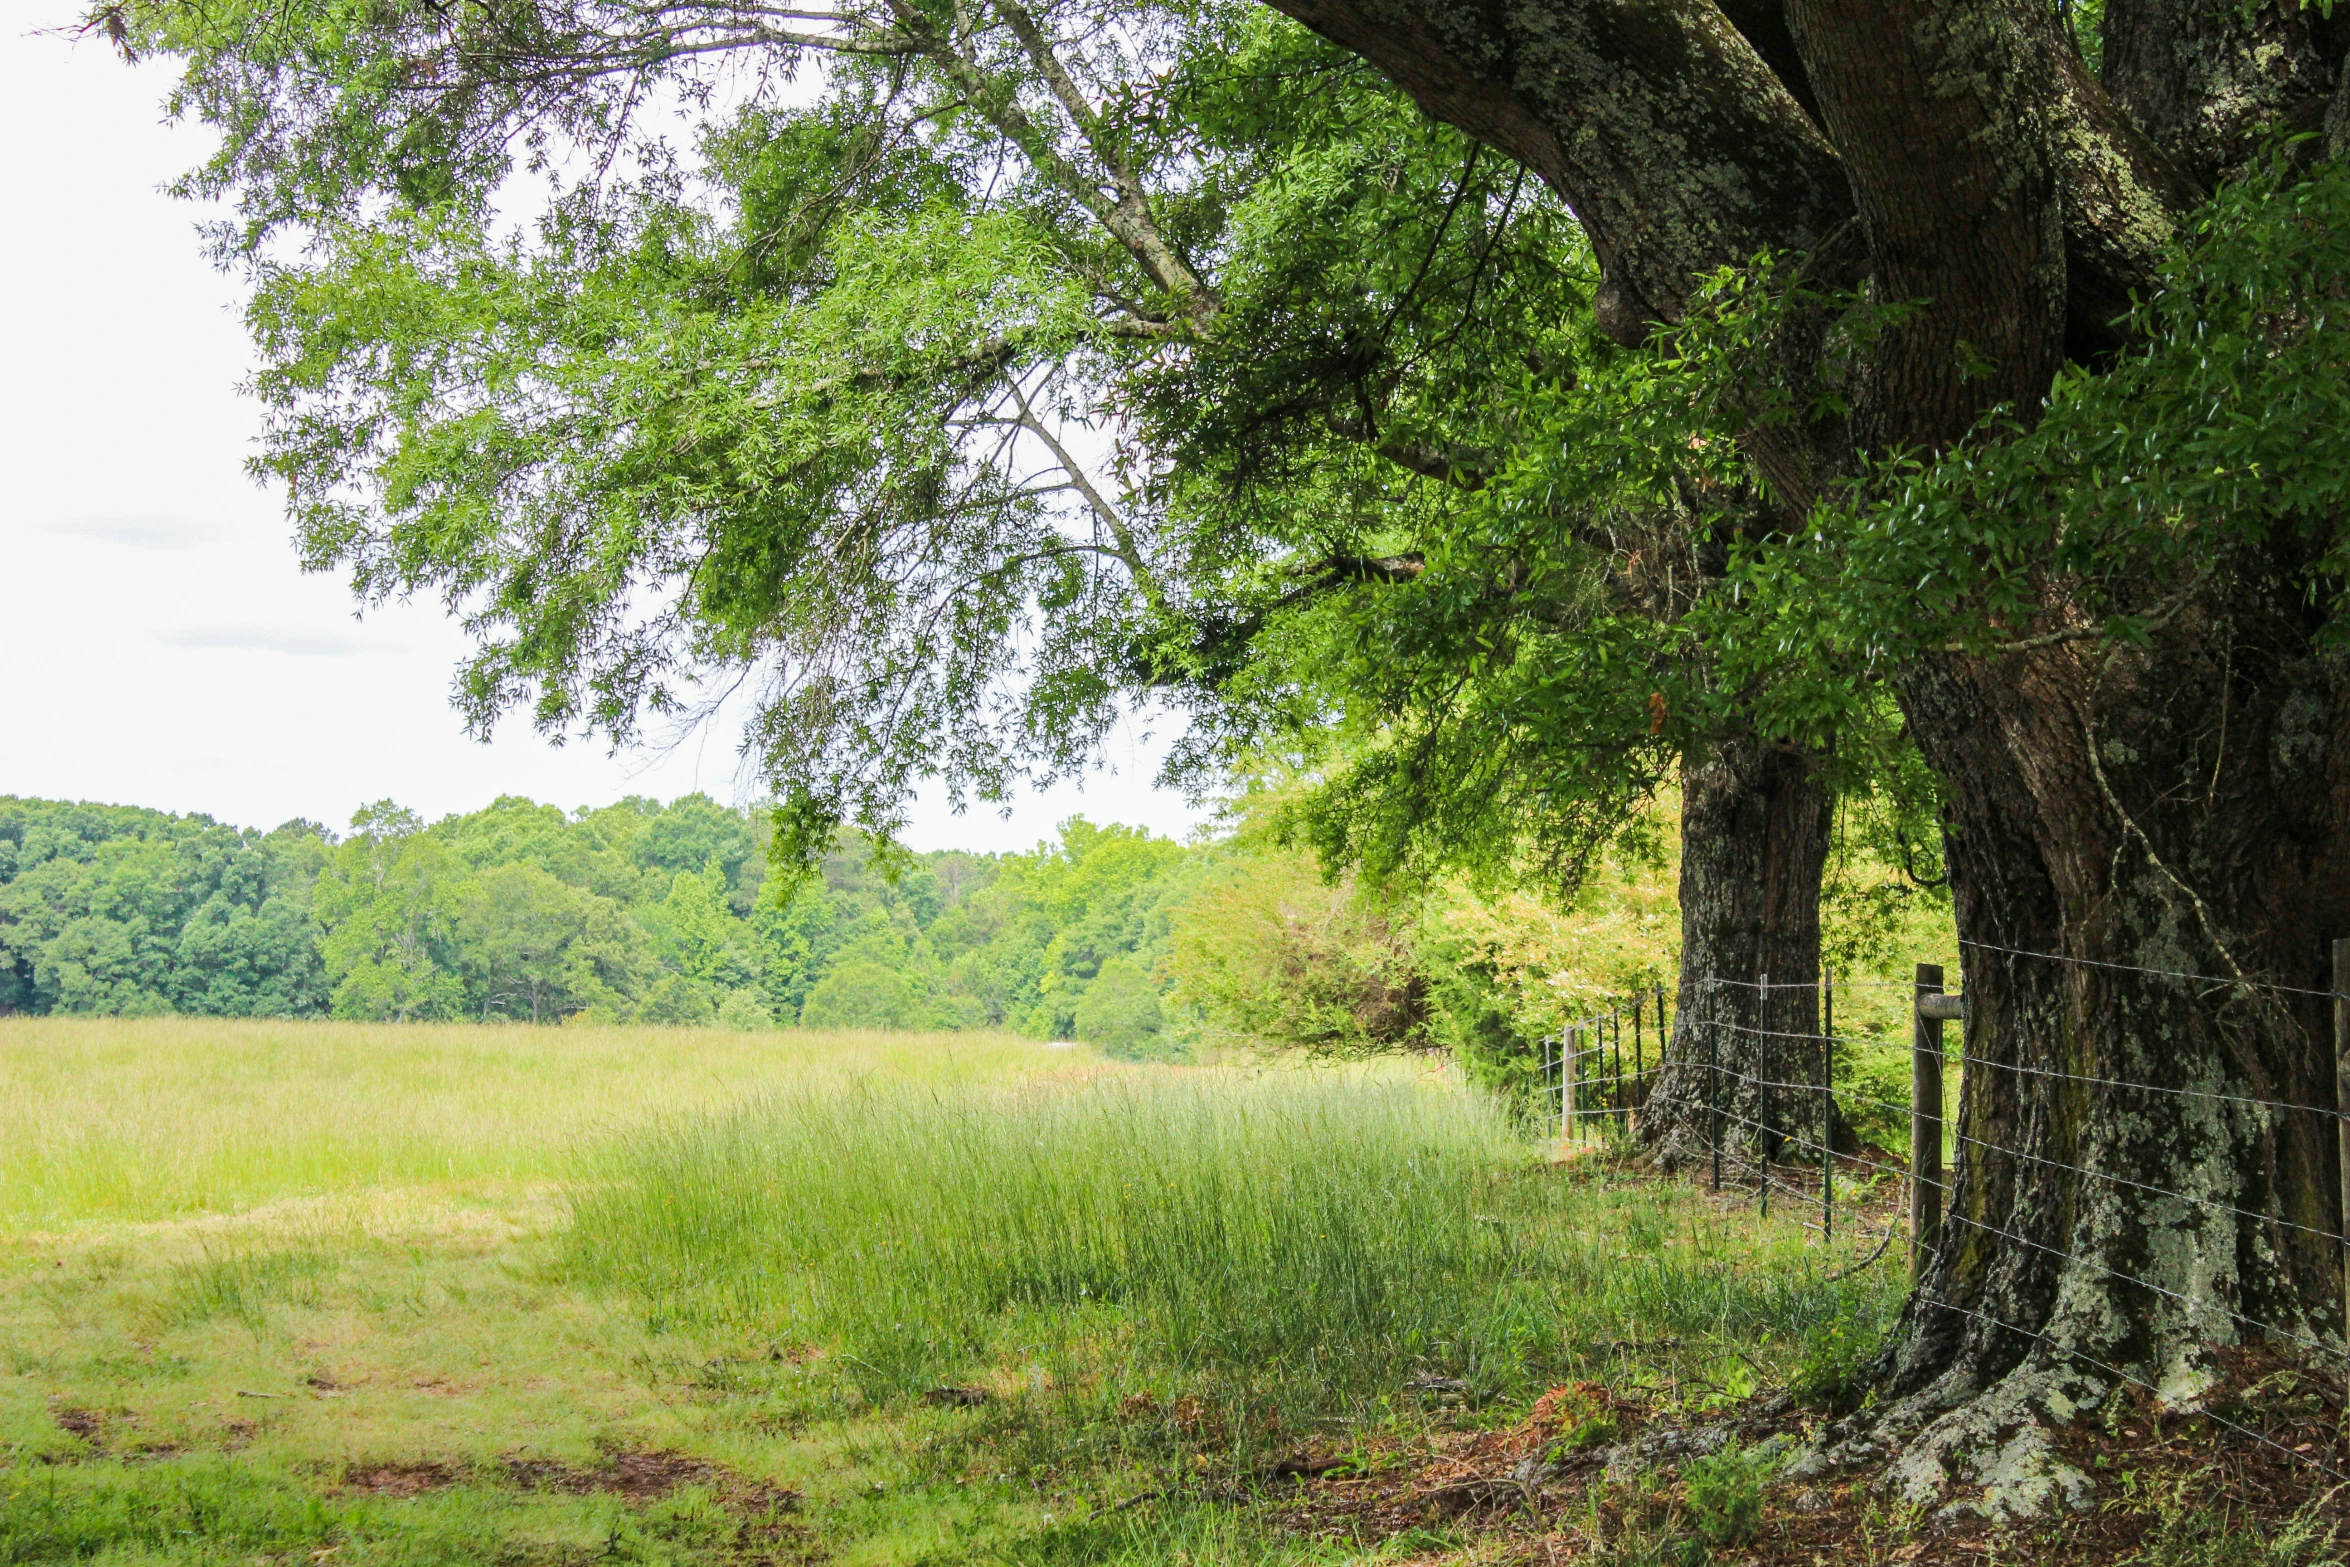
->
[1795,1359,2107,1522]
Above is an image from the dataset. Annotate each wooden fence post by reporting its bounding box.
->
[1911,963,1948,1284]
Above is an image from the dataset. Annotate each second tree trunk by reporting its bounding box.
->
[1638,731,1834,1170]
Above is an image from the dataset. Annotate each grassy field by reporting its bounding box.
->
[0,1018,1058,1230]
[0,1017,1905,1565]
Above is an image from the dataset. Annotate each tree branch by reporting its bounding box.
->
[1000,373,1167,612]
[994,0,1217,328]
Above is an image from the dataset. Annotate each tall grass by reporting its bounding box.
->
[566,1069,1900,1423]
[0,1017,1056,1230]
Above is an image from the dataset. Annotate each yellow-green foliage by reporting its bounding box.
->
[1168,848,1424,1053]
[1416,813,1681,1035]
[1166,797,1682,1062]
[1168,787,1957,1130]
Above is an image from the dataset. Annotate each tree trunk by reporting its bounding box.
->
[1798,576,2350,1515]
[1639,731,1834,1171]
[2102,0,2344,189]
[1765,0,2350,1512]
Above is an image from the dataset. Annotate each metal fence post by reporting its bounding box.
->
[1654,983,1667,1112]
[1758,972,1772,1217]
[1613,1009,1626,1130]
[1544,1031,1556,1128]
[1822,967,1835,1243]
[1709,985,1722,1192]
[2334,938,2350,1347]
[1911,963,1947,1283]
[1633,998,1645,1117]
[1562,1025,1576,1146]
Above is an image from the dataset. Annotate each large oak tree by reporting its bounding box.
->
[1254,0,2350,1513]
[90,0,2342,1507]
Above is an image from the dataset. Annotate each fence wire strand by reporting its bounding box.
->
[1959,938,2341,1002]
[1543,953,2350,1491]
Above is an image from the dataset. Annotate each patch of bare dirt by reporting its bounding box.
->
[330,1451,808,1560]
[51,1406,106,1445]
[503,1450,803,1511]
[342,1461,462,1497]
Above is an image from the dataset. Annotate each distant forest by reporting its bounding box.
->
[0,789,1933,1084]
[0,795,1195,1055]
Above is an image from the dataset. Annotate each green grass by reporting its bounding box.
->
[566,1065,1903,1453]
[0,1455,733,1567]
[0,1016,1915,1565]
[0,1017,1054,1229]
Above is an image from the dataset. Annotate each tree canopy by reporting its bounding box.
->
[91,0,2350,1492]
[100,0,1885,916]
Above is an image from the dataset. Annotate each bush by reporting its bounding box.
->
[1681,1441,1778,1549]
[1072,957,1170,1059]
[800,959,921,1030]
[716,988,774,1031]
[1787,1314,1880,1415]
[1168,850,1425,1053]
[635,972,716,1026]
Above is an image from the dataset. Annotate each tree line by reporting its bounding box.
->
[0,793,1195,1050]
[0,783,1948,1125]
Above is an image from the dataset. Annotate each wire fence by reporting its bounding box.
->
[1534,940,2350,1490]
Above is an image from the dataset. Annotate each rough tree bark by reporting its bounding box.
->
[2104,0,2345,188]
[1787,0,2350,1515]
[1838,583,2350,1514]
[1261,0,2350,1514]
[1642,733,1834,1170]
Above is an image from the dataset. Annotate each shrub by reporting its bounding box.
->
[1681,1441,1778,1549]
[716,988,774,1031]
[1787,1311,1881,1415]
[1072,958,1169,1059]
[1168,850,1425,1054]
[635,972,716,1026]
[800,960,920,1030]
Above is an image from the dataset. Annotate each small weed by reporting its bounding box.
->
[2114,1471,2349,1565]
[1549,1410,1621,1457]
[997,1501,1359,1564]
[1787,1314,1880,1415]
[1681,1440,1779,1551]
[154,1240,340,1332]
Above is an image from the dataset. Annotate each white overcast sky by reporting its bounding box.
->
[0,24,1207,850]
